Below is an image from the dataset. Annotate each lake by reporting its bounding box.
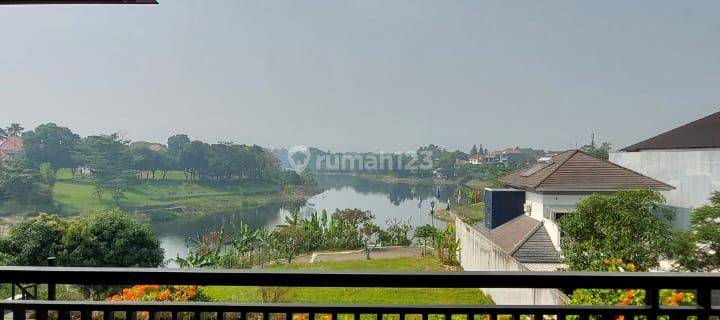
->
[154,174,458,263]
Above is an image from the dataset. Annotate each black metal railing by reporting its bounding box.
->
[0,267,718,320]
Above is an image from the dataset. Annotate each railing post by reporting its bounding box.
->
[47,257,56,301]
[645,287,659,320]
[697,288,712,320]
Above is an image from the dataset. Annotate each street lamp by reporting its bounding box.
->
[430,200,435,231]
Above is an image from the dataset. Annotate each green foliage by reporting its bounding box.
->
[167,134,190,157]
[21,123,80,170]
[176,208,417,268]
[38,163,57,188]
[434,224,459,265]
[0,159,52,204]
[0,210,163,269]
[673,192,720,271]
[0,213,67,265]
[60,209,164,267]
[72,134,135,202]
[378,218,413,246]
[558,189,674,271]
[580,138,612,161]
[6,123,24,137]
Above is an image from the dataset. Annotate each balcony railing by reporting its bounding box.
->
[0,267,718,320]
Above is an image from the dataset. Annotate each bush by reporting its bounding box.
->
[0,213,67,265]
[61,209,164,267]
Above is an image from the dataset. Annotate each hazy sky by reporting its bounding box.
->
[0,1,718,152]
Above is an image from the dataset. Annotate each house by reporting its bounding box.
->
[0,135,23,160]
[498,149,674,250]
[610,111,720,229]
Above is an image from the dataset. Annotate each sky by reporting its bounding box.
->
[0,1,718,153]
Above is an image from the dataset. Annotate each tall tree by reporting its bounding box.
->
[167,134,190,157]
[178,140,209,181]
[558,189,674,271]
[22,123,80,171]
[470,145,478,156]
[72,134,134,202]
[6,123,24,136]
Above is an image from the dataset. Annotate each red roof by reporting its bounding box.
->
[500,149,674,191]
[0,135,22,152]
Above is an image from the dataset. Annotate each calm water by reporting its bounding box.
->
[154,174,457,263]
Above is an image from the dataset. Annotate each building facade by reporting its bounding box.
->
[610,111,720,229]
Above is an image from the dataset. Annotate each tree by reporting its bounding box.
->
[61,209,164,267]
[580,134,611,160]
[167,134,190,157]
[38,162,57,188]
[0,213,67,266]
[557,189,674,271]
[0,128,7,140]
[415,224,437,255]
[21,123,80,172]
[673,192,720,271]
[178,140,209,181]
[0,159,52,204]
[271,225,305,264]
[6,123,24,136]
[72,134,134,202]
[130,142,164,180]
[360,222,381,260]
[470,145,478,156]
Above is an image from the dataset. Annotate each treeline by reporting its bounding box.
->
[1,123,313,206]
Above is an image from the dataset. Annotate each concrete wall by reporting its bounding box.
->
[610,149,720,229]
[455,218,566,305]
[525,192,590,249]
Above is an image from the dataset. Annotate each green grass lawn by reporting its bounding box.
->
[53,169,292,215]
[204,257,493,305]
[436,203,484,224]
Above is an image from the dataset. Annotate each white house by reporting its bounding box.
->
[499,149,674,250]
[610,111,720,230]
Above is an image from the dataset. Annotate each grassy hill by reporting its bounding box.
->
[52,169,303,217]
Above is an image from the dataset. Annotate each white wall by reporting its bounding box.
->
[610,149,720,229]
[455,218,566,305]
[524,192,589,249]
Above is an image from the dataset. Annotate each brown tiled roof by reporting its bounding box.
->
[500,150,674,191]
[475,215,560,263]
[476,215,539,253]
[621,110,720,151]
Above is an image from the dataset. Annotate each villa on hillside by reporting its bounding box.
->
[0,135,23,160]
[610,110,720,230]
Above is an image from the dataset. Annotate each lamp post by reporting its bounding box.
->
[430,200,436,231]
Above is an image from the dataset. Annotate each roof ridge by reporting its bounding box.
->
[531,149,578,189]
[508,219,543,255]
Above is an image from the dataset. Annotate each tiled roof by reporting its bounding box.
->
[475,215,560,263]
[0,136,22,152]
[621,111,720,151]
[512,226,561,263]
[500,150,674,191]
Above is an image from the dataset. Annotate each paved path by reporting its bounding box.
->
[294,245,428,264]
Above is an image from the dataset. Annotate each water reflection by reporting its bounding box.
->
[154,174,457,262]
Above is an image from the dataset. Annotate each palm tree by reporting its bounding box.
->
[6,123,23,136]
